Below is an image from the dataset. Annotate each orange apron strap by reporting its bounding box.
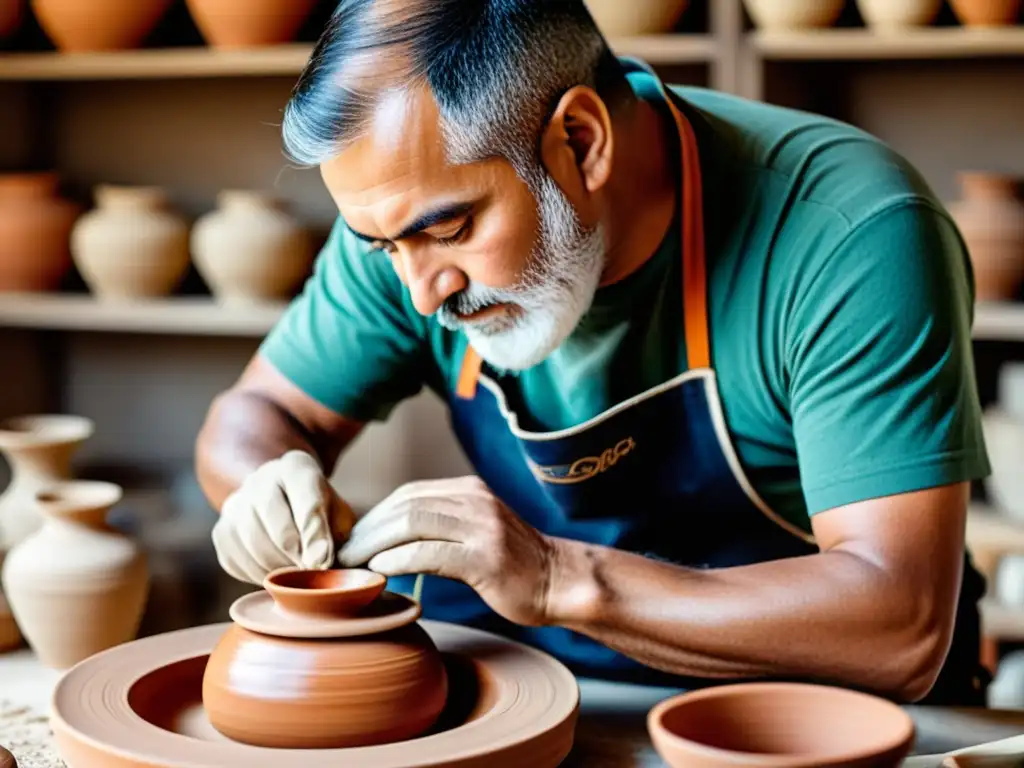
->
[456,344,483,400]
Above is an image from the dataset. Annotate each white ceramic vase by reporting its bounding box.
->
[1,480,148,669]
[191,191,313,304]
[583,0,691,35]
[856,0,943,30]
[744,0,845,30]
[71,185,191,300]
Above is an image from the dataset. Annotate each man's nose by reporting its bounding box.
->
[395,246,467,317]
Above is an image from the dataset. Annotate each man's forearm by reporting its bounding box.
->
[545,537,956,701]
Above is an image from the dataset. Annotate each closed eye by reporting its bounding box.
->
[437,219,471,247]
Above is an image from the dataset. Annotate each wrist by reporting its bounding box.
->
[542,536,604,628]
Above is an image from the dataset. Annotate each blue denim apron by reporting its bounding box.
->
[391,60,988,702]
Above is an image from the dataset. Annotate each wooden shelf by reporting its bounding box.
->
[0,36,716,81]
[749,26,1024,60]
[0,294,285,336]
[974,303,1024,342]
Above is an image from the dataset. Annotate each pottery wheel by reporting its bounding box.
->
[50,620,580,767]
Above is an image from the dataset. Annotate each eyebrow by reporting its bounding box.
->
[348,202,474,244]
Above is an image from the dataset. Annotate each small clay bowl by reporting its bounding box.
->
[264,566,386,616]
[647,682,915,768]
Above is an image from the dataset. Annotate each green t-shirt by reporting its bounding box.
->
[261,68,990,534]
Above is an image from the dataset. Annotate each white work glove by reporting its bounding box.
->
[212,450,356,585]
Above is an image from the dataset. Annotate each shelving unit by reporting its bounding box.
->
[749,25,1024,60]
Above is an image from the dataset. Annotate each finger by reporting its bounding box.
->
[243,468,303,573]
[213,518,269,585]
[368,541,469,581]
[338,507,470,568]
[349,479,462,541]
[276,452,333,569]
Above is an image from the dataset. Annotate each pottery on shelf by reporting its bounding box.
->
[856,0,943,29]
[30,0,173,52]
[0,173,79,293]
[0,0,23,40]
[743,0,846,30]
[948,173,1024,302]
[191,190,314,304]
[184,0,318,48]
[1,480,148,670]
[949,0,1023,26]
[583,0,691,35]
[648,682,915,768]
[0,414,94,549]
[0,591,21,653]
[202,567,449,749]
[71,185,191,300]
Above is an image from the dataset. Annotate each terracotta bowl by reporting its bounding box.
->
[264,566,386,616]
[647,682,915,768]
[0,745,16,768]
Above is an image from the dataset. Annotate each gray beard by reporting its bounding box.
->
[435,172,606,372]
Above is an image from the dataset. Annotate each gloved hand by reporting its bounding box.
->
[212,450,356,584]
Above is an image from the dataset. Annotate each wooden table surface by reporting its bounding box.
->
[3,648,1024,767]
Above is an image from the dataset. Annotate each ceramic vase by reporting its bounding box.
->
[31,0,173,52]
[1,480,149,670]
[71,185,191,300]
[0,415,94,549]
[0,173,79,293]
[203,568,449,749]
[191,191,313,303]
[184,0,318,49]
[949,0,1022,26]
[856,0,943,29]
[584,0,691,35]
[948,173,1024,302]
[743,0,846,30]
[0,0,23,41]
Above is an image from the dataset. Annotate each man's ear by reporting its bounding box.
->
[539,86,614,206]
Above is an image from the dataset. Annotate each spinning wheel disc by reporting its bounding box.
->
[50,620,580,767]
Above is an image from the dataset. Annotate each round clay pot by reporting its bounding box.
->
[949,0,1022,26]
[0,591,21,652]
[0,0,23,40]
[191,190,313,304]
[184,0,318,49]
[0,746,15,768]
[856,0,943,29]
[71,185,191,300]
[30,0,173,52]
[584,0,691,35]
[0,173,79,293]
[948,173,1024,302]
[0,480,149,670]
[648,682,915,767]
[744,0,845,30]
[202,567,449,749]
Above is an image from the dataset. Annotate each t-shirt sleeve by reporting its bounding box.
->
[786,200,991,515]
[259,216,429,422]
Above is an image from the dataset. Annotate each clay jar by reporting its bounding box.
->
[949,0,1022,26]
[0,173,79,293]
[71,186,191,300]
[191,191,313,304]
[31,0,172,52]
[185,0,318,48]
[0,746,14,768]
[1,480,149,670]
[743,0,845,30]
[202,567,449,749]
[648,682,915,767]
[948,173,1024,302]
[856,0,943,29]
[584,0,691,35]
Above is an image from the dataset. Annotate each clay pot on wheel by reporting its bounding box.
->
[856,0,943,29]
[71,186,191,300]
[185,0,318,48]
[743,0,845,30]
[583,0,691,35]
[648,682,915,767]
[949,0,1022,26]
[202,567,449,749]
[948,173,1024,302]
[31,0,173,52]
[0,173,79,293]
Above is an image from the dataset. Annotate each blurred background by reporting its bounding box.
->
[0,0,1023,705]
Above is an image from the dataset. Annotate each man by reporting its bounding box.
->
[195,0,992,705]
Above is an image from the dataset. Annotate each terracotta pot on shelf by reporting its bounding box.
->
[184,0,318,48]
[0,0,23,41]
[948,172,1024,302]
[202,567,449,749]
[743,0,846,30]
[583,0,691,36]
[949,0,1022,26]
[0,172,79,293]
[856,0,944,30]
[191,190,313,304]
[30,0,173,52]
[1,480,149,670]
[71,185,191,300]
